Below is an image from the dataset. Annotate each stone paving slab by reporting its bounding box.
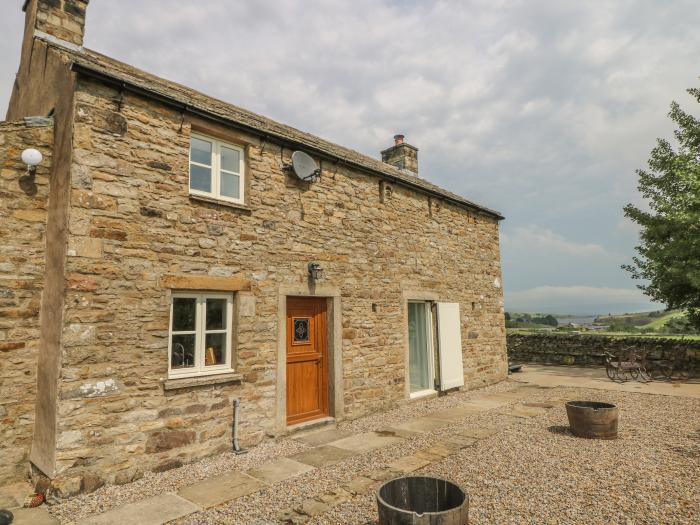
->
[178,471,264,509]
[76,493,199,525]
[293,428,354,447]
[318,487,352,505]
[297,498,332,517]
[376,427,421,439]
[459,425,500,440]
[523,401,557,409]
[430,404,484,421]
[0,481,33,510]
[364,468,401,482]
[327,431,404,453]
[445,434,479,448]
[514,364,700,398]
[387,455,431,473]
[11,507,60,525]
[499,405,547,418]
[247,457,315,484]
[386,416,450,434]
[288,445,357,468]
[343,476,376,495]
[467,395,516,408]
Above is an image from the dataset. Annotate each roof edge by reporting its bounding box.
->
[69,61,504,221]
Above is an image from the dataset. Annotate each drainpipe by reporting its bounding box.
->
[232,398,247,455]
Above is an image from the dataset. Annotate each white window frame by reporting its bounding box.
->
[189,133,245,205]
[168,292,234,378]
[408,300,436,399]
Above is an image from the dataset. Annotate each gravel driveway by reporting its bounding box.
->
[50,381,700,524]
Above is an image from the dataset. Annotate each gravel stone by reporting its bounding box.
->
[48,380,700,524]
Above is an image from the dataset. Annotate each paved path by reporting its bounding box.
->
[14,365,696,524]
[64,384,545,525]
[512,364,700,398]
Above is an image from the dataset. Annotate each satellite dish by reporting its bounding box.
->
[291,151,320,182]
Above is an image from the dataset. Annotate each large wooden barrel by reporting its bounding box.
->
[565,401,618,439]
[377,476,469,525]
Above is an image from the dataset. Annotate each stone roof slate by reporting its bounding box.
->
[50,39,504,220]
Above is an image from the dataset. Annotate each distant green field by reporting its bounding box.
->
[640,311,686,330]
[506,328,700,341]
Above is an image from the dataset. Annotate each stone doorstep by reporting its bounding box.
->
[246,457,315,484]
[326,431,404,453]
[178,471,265,509]
[75,493,199,525]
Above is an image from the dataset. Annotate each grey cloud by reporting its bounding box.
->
[1,0,698,314]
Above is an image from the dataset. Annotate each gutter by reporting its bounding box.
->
[70,62,504,221]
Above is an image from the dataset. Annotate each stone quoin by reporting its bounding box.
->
[1,0,507,497]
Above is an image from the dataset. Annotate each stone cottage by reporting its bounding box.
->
[0,0,506,496]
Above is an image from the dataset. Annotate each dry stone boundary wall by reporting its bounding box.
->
[507,333,700,374]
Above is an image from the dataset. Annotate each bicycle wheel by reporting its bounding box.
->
[606,365,617,380]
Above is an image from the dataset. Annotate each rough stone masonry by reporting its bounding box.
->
[1,0,507,497]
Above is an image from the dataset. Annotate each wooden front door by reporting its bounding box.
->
[286,297,329,425]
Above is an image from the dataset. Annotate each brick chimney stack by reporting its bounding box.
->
[23,0,90,48]
[381,134,418,175]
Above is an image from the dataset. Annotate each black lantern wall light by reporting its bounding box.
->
[308,262,324,281]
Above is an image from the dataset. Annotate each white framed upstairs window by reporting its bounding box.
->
[189,133,245,204]
[169,292,234,378]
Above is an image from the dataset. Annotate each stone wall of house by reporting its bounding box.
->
[48,77,506,496]
[507,333,700,373]
[0,119,53,484]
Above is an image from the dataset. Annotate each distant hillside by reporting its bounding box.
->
[505,309,698,335]
[594,310,669,327]
[594,310,698,335]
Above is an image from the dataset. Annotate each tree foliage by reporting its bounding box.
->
[623,85,700,329]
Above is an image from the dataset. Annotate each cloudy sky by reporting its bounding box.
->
[2,0,698,314]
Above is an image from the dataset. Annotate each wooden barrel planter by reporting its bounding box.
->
[565,401,618,439]
[377,476,469,524]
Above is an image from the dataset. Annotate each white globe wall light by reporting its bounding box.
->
[18,148,44,196]
[21,148,43,167]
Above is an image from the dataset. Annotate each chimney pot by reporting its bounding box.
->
[381,134,418,175]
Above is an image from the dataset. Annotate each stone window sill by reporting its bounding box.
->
[189,194,251,212]
[163,372,243,391]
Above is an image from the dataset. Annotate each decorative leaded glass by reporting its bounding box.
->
[293,318,310,343]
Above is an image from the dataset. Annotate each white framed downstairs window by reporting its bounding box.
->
[169,292,233,378]
[189,133,245,204]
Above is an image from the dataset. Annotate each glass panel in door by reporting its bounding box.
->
[408,302,432,393]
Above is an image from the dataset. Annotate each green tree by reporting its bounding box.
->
[623,84,700,329]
